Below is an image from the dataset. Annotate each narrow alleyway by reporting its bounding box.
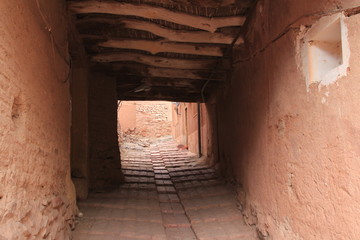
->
[73,138,257,240]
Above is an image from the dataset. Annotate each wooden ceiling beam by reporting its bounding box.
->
[139,78,204,88]
[91,53,230,70]
[101,0,251,8]
[118,95,202,102]
[117,83,198,90]
[77,18,243,45]
[94,63,225,80]
[118,88,203,102]
[112,64,226,81]
[97,39,224,56]
[116,75,211,89]
[68,0,246,32]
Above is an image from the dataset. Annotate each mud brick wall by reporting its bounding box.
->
[171,103,217,163]
[216,0,360,239]
[0,1,77,239]
[118,101,172,138]
[70,66,89,200]
[89,73,123,191]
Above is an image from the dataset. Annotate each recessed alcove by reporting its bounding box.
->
[301,13,350,88]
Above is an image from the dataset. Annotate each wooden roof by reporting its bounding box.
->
[68,0,254,102]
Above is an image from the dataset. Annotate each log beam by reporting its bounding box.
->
[78,18,243,44]
[118,95,203,102]
[97,39,224,56]
[91,53,230,70]
[68,0,246,32]
[93,63,225,80]
[118,88,204,102]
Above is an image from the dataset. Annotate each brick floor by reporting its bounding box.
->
[73,138,258,240]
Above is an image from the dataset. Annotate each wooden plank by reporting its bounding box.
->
[111,63,225,80]
[108,0,250,8]
[68,0,246,32]
[98,39,224,56]
[116,75,206,88]
[78,18,243,44]
[118,95,202,102]
[118,88,203,102]
[91,53,230,70]
[140,78,202,88]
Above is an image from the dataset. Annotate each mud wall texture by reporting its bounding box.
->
[172,103,217,163]
[216,1,360,239]
[70,65,89,200]
[200,103,218,166]
[172,103,198,152]
[118,101,172,138]
[0,1,77,239]
[88,74,123,191]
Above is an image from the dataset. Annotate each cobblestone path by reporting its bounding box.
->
[73,139,257,240]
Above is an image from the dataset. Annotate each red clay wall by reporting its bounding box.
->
[118,101,137,135]
[172,103,199,153]
[118,101,172,138]
[0,1,77,239]
[89,74,123,190]
[172,103,217,164]
[217,1,360,239]
[70,65,89,200]
[200,103,218,166]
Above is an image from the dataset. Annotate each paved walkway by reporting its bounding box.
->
[73,139,257,240]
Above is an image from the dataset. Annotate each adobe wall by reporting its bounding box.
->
[172,103,217,163]
[118,101,137,135]
[172,103,199,153]
[118,101,172,138]
[201,103,218,166]
[88,74,123,191]
[171,103,184,145]
[217,1,360,239]
[0,1,77,239]
[69,18,91,201]
[70,65,89,200]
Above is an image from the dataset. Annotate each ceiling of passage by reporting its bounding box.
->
[67,0,254,102]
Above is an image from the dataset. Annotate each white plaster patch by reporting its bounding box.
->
[298,13,350,91]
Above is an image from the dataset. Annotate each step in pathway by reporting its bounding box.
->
[73,139,258,240]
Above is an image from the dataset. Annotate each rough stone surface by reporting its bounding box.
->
[0,1,77,239]
[216,1,360,239]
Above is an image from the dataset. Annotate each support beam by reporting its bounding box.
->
[118,87,204,102]
[98,39,224,56]
[139,78,205,88]
[108,63,225,80]
[68,0,246,32]
[118,95,203,102]
[106,0,250,8]
[91,53,230,70]
[78,18,243,44]
[116,75,208,88]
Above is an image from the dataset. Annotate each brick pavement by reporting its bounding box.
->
[73,139,258,240]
